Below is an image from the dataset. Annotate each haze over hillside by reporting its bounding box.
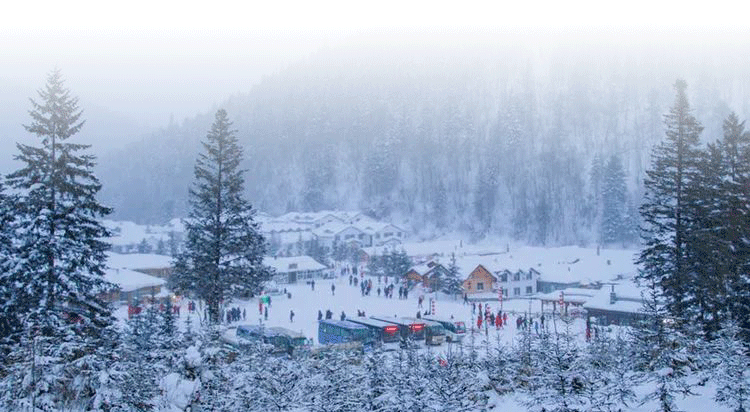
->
[93,29,750,246]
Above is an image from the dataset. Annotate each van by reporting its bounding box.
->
[423,317,467,343]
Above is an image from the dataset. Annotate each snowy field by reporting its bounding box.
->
[114,273,541,351]
[113,271,731,412]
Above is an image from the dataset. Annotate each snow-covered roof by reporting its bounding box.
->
[260,221,310,233]
[364,242,637,286]
[312,222,364,238]
[537,288,597,304]
[583,280,646,314]
[103,219,185,246]
[263,255,328,273]
[104,267,166,292]
[106,252,173,270]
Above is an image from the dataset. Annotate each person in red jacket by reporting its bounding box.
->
[477,315,483,330]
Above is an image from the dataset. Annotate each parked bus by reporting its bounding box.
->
[234,325,308,355]
[318,319,375,352]
[370,316,426,342]
[347,317,401,348]
[268,327,311,351]
[402,317,445,345]
[423,317,467,343]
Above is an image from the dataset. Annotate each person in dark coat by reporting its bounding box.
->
[290,310,295,323]
[340,311,346,321]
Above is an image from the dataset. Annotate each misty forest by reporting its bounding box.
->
[97,40,750,247]
[1,29,750,412]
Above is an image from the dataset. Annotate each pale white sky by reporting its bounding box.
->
[2,0,746,31]
[0,0,747,152]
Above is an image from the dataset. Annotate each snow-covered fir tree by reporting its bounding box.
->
[716,113,750,336]
[705,320,750,412]
[170,109,271,324]
[638,79,704,319]
[441,253,463,298]
[600,153,628,245]
[0,178,17,343]
[0,69,118,409]
[582,327,637,411]
[631,278,697,412]
[522,314,586,412]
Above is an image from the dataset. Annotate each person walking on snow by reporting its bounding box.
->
[331,283,336,296]
[318,310,323,321]
[290,310,295,323]
[264,307,268,321]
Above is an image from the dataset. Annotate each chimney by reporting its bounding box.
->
[609,284,616,305]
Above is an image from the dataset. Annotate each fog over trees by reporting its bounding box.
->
[94,32,750,246]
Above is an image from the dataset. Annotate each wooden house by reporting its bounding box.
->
[404,260,450,290]
[462,264,497,294]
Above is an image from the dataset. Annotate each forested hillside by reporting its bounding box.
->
[97,33,750,245]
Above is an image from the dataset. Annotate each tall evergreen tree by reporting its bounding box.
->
[442,253,463,298]
[170,109,270,324]
[0,179,17,342]
[0,69,117,409]
[638,79,703,317]
[717,113,750,334]
[600,154,628,245]
[2,68,115,337]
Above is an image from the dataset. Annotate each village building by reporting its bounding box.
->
[312,223,367,250]
[461,264,498,295]
[263,255,331,284]
[583,281,646,326]
[106,252,174,280]
[403,260,450,290]
[101,267,166,304]
[537,287,596,315]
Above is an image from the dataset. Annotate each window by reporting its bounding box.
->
[526,286,533,294]
[358,234,364,239]
[513,273,520,281]
[503,289,508,297]
[289,263,298,270]
[345,234,355,240]
[384,232,393,237]
[397,232,402,237]
[476,282,484,290]
[513,287,520,296]
[500,273,507,282]
[526,272,532,280]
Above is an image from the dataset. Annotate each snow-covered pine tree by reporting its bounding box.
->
[600,153,627,245]
[638,79,704,319]
[521,314,586,412]
[705,319,750,412]
[428,346,487,411]
[362,349,392,410]
[717,113,750,336]
[0,178,17,344]
[108,306,168,410]
[441,253,463,298]
[582,327,636,412]
[631,277,697,412]
[305,350,364,412]
[0,69,118,409]
[386,248,412,280]
[170,109,271,324]
[682,142,728,337]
